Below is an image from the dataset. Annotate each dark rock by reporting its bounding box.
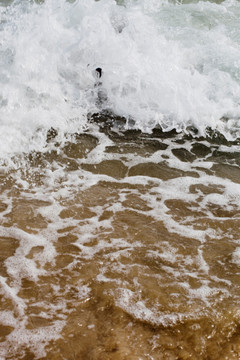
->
[105,139,167,156]
[128,162,199,180]
[191,143,211,157]
[81,160,128,179]
[211,163,240,184]
[46,127,58,143]
[171,148,196,162]
[151,127,178,138]
[210,150,240,165]
[206,128,239,146]
[63,134,98,159]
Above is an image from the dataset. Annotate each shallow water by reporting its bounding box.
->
[0,125,240,359]
[1,0,240,358]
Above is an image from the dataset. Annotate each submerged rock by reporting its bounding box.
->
[128,162,199,180]
[191,143,212,158]
[81,160,128,179]
[172,148,196,163]
[211,163,240,184]
[63,134,98,159]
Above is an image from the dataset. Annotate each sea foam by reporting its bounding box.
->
[1,0,240,158]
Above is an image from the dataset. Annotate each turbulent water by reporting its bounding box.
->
[0,0,240,359]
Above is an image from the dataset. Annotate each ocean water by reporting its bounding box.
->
[0,0,240,359]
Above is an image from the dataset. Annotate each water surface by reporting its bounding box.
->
[0,0,240,359]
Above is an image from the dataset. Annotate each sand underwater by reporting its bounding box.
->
[0,0,240,359]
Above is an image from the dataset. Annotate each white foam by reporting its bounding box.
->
[1,0,240,159]
[115,287,189,326]
[0,276,26,317]
[0,319,65,360]
[3,229,51,274]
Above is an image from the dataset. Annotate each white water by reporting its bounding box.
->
[1,0,240,157]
